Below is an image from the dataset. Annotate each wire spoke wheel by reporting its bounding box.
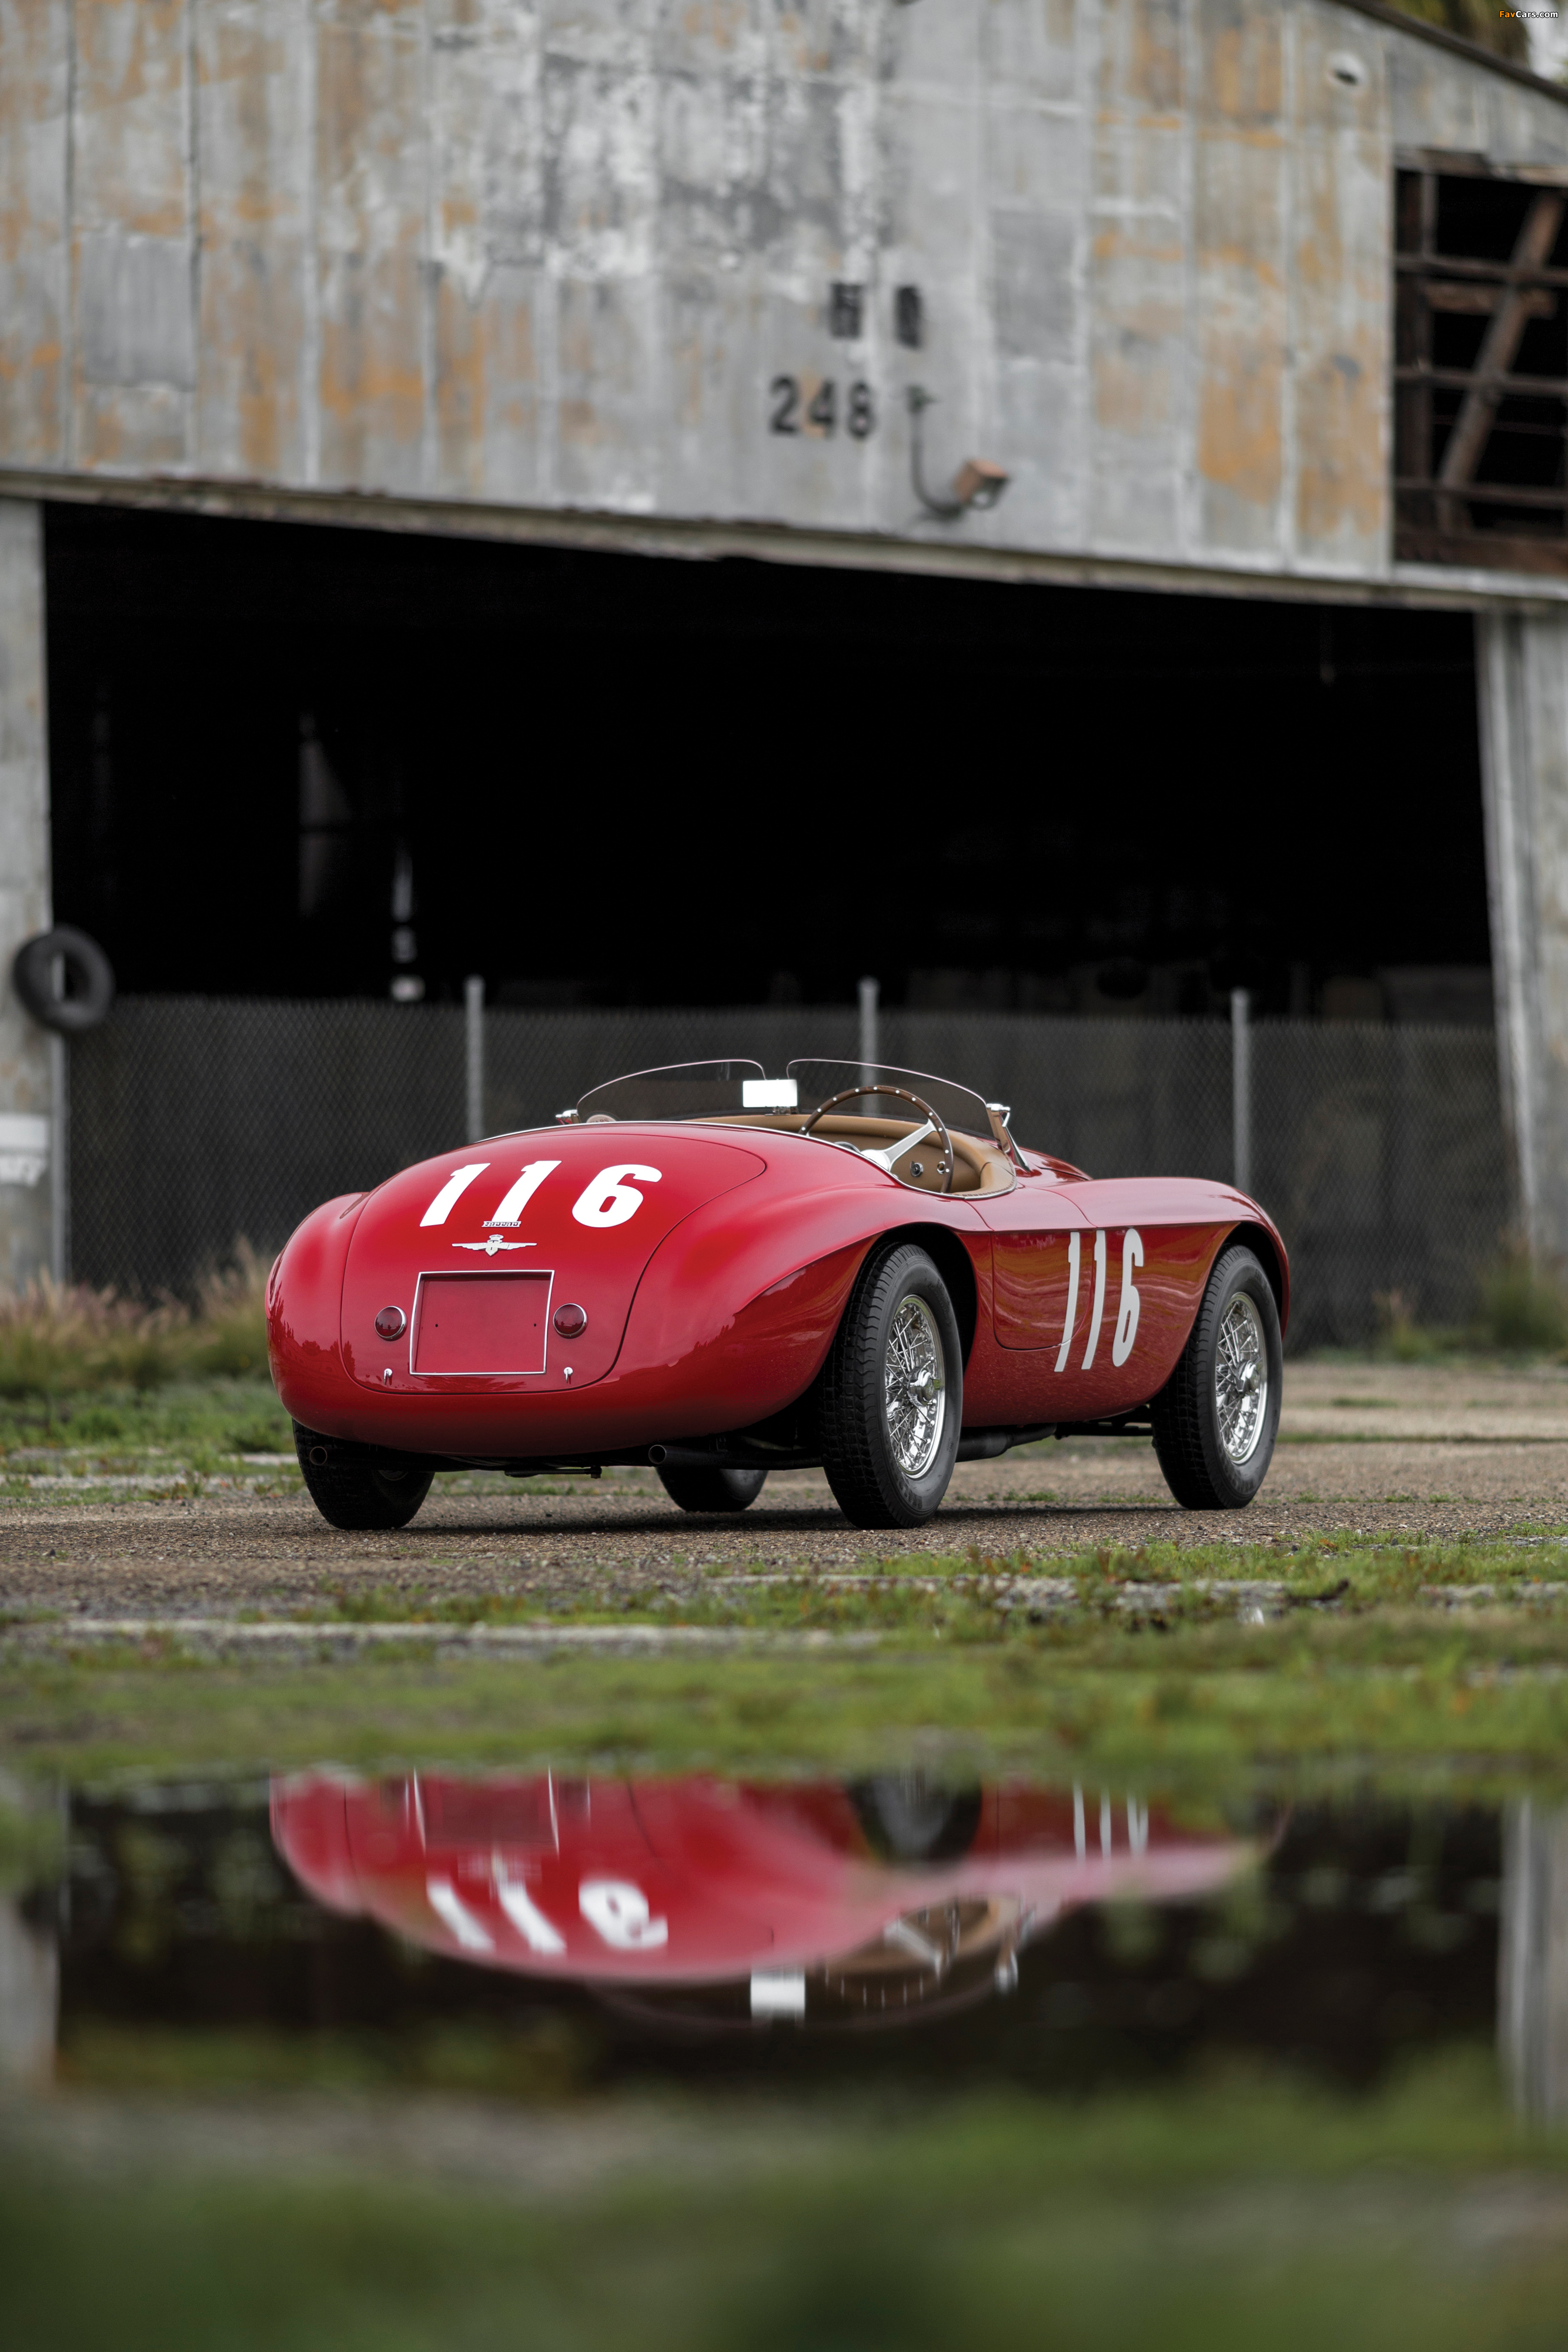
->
[1214,1292,1268,1463]
[818,1242,963,1528]
[884,1295,947,1477]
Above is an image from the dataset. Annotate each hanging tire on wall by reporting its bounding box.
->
[656,1464,768,1513]
[12,927,115,1033]
[1150,1242,1283,1509]
[292,1423,434,1530]
[818,1240,963,1529]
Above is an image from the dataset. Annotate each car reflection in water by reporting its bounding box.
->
[271,1771,1268,2032]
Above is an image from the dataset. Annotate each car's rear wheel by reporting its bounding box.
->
[819,1242,962,1528]
[1149,1244,1282,1508]
[293,1423,435,1529]
[656,1464,767,1513]
[850,1772,982,1862]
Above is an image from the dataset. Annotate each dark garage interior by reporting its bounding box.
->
[46,503,1490,1019]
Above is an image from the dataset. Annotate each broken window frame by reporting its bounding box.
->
[1394,151,1568,576]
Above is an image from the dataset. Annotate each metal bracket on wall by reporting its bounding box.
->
[906,387,1009,521]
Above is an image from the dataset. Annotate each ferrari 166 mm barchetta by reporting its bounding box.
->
[267,1058,1288,1532]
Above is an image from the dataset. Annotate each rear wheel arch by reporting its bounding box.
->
[892,1223,979,1362]
[1229,1220,1288,1336]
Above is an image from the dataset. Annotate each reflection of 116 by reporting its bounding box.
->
[1057,1229,1143,1372]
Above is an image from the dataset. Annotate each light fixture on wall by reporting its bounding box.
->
[906,387,1009,520]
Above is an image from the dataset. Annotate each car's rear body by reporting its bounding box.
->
[268,1115,1288,1472]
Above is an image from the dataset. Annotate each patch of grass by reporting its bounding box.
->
[302,1535,1568,1638]
[59,2014,594,2101]
[0,1784,62,1894]
[0,1375,296,1481]
[11,1539,1568,1790]
[0,1242,270,1412]
[15,1597,1568,1790]
[4,2057,1568,2350]
[1358,1245,1568,1362]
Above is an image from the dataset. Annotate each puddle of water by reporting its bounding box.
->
[5,1765,1563,2117]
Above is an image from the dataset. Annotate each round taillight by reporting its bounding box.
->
[375,1305,406,1341]
[553,1302,587,1338]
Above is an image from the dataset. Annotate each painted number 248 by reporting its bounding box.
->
[1056,1228,1143,1372]
[769,377,875,437]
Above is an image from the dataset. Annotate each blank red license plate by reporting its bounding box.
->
[412,1271,551,1375]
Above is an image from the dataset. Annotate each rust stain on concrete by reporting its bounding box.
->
[0,0,1558,584]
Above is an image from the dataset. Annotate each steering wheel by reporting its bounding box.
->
[800,1084,955,1195]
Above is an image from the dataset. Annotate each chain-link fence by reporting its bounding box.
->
[67,997,1510,1350]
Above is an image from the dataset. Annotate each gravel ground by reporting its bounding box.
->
[3,1357,1568,1618]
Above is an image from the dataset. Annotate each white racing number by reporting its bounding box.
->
[485,1160,560,1226]
[1082,1229,1108,1369]
[494,1866,567,1955]
[420,1163,489,1227]
[571,1165,662,1230]
[1056,1228,1144,1372]
[1111,1230,1144,1367]
[579,1878,668,1950]
[417,1160,662,1232]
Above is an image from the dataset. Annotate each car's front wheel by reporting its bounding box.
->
[656,1465,767,1513]
[819,1242,963,1528]
[1149,1244,1282,1508]
[293,1424,435,1529]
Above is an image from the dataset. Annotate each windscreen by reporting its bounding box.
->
[787,1062,997,1142]
[575,1061,794,1121]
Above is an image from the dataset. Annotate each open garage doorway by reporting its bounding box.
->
[46,502,1489,1022]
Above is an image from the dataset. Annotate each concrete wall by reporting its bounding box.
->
[1474,609,1568,1268]
[1502,1798,1568,2121]
[2,0,1566,592]
[0,503,54,1291]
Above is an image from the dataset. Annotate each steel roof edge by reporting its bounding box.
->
[1338,0,1568,109]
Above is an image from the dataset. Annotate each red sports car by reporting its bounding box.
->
[267,1057,1287,1530]
[271,1768,1267,2030]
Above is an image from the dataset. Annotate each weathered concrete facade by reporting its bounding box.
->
[3,0,1568,595]
[0,503,53,1292]
[9,1,1568,1272]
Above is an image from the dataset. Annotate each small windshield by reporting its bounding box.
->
[576,1061,787,1122]
[571,1058,998,1144]
[787,1061,997,1142]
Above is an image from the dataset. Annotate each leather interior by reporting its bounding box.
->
[710,1112,1015,1196]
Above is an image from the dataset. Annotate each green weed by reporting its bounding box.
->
[4,2056,1568,2351]
[0,1242,270,1406]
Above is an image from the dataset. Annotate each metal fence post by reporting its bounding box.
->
[49,1031,67,1287]
[858,975,880,1083]
[1231,987,1252,1194]
[464,975,485,1141]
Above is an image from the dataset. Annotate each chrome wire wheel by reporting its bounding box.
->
[1215,1292,1268,1463]
[884,1294,947,1478]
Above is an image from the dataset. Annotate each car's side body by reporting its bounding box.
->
[266,1120,1288,1468]
[268,1117,1288,1469]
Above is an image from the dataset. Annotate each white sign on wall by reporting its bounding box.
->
[0,1114,50,1188]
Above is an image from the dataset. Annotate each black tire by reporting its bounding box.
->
[12,926,115,1033]
[293,1422,434,1530]
[818,1242,962,1528]
[656,1464,767,1513]
[1150,1244,1283,1509]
